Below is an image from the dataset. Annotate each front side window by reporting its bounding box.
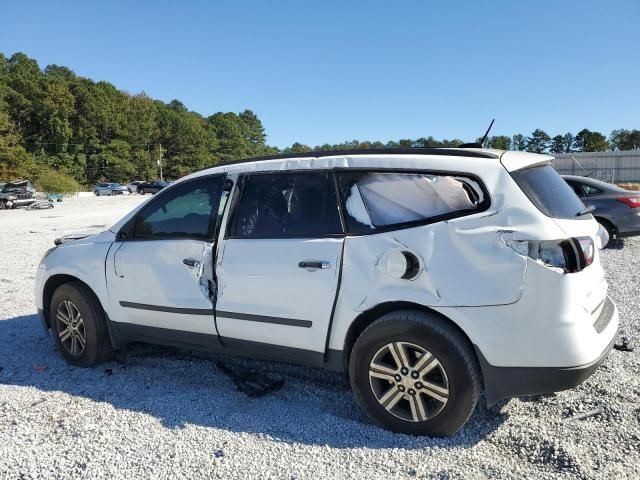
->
[133,175,226,239]
[228,172,342,238]
[337,171,486,234]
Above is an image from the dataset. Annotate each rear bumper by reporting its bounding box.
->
[478,296,618,405]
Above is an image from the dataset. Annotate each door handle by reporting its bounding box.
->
[298,260,331,269]
[183,258,200,268]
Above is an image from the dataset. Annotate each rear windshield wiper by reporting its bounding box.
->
[576,205,595,216]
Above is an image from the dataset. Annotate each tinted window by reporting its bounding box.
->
[511,165,587,219]
[337,171,486,234]
[134,176,225,239]
[229,172,342,238]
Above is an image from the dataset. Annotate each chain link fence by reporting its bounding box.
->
[551,151,640,183]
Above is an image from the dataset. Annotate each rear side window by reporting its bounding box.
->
[228,171,342,238]
[134,176,226,239]
[336,171,487,234]
[582,183,603,195]
[511,165,587,219]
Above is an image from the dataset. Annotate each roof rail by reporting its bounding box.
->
[214,147,499,168]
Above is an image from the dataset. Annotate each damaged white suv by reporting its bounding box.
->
[35,148,619,436]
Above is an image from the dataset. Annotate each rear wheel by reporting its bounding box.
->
[49,282,113,367]
[349,309,480,436]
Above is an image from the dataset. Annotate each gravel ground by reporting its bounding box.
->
[0,195,638,479]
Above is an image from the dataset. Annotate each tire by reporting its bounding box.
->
[140,189,146,195]
[94,191,99,196]
[349,309,481,436]
[596,218,615,248]
[49,281,114,367]
[110,190,117,196]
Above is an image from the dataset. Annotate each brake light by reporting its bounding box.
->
[505,236,594,273]
[576,237,594,267]
[616,197,640,208]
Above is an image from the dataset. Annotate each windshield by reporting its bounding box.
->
[511,165,589,219]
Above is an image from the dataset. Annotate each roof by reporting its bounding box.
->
[177,147,553,183]
[216,147,501,167]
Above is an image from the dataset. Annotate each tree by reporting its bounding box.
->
[610,129,640,151]
[512,134,526,151]
[525,129,551,153]
[283,142,312,153]
[488,136,511,150]
[573,129,609,152]
[549,132,574,153]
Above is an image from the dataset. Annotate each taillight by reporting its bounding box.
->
[576,237,594,267]
[505,236,594,273]
[616,197,640,208]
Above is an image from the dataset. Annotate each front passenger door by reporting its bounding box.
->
[106,175,228,338]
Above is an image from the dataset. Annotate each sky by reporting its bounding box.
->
[1,0,638,148]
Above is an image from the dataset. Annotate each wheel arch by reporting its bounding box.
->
[341,301,480,376]
[594,215,617,234]
[42,274,104,328]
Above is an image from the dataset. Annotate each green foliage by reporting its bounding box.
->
[0,52,276,187]
[525,129,551,153]
[487,136,511,150]
[35,169,82,193]
[573,129,609,152]
[609,129,640,151]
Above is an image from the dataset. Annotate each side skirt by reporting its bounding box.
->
[107,320,345,372]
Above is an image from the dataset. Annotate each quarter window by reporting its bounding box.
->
[337,171,486,234]
[133,176,226,239]
[228,172,342,238]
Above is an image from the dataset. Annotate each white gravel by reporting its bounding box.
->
[0,195,638,479]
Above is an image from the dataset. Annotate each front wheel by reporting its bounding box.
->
[49,282,113,367]
[140,189,146,195]
[596,219,615,248]
[349,310,481,436]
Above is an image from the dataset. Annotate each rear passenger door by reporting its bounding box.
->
[215,171,344,353]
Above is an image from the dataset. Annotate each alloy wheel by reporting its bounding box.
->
[368,341,449,422]
[55,300,87,356]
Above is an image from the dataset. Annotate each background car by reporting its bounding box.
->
[0,179,37,209]
[563,174,640,247]
[94,183,129,196]
[138,180,168,194]
[126,181,144,193]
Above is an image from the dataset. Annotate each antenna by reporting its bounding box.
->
[459,118,495,148]
[479,118,495,147]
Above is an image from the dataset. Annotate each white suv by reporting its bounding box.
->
[35,148,619,436]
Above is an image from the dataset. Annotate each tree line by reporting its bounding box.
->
[284,128,640,155]
[1,52,639,191]
[0,52,277,190]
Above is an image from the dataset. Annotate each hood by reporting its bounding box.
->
[2,180,34,193]
[53,229,117,247]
